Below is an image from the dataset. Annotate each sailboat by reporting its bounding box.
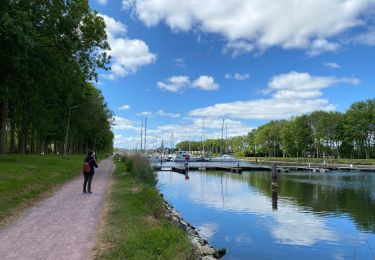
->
[211,119,240,162]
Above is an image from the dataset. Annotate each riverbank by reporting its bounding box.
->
[0,154,88,226]
[94,156,196,259]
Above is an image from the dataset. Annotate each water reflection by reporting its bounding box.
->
[157,170,375,259]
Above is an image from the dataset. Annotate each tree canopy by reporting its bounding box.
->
[0,0,113,155]
[176,99,375,159]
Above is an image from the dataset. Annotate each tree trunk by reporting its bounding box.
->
[18,118,28,154]
[0,100,8,154]
[10,120,16,153]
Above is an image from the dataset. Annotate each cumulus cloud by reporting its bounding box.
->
[189,71,359,120]
[324,62,341,69]
[192,76,219,91]
[99,14,156,79]
[157,75,219,92]
[225,73,250,80]
[118,104,130,110]
[123,0,375,55]
[307,39,339,56]
[157,76,190,92]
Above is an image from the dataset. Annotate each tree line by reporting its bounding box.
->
[0,0,114,155]
[177,99,375,159]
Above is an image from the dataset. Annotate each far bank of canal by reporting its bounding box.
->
[156,167,375,259]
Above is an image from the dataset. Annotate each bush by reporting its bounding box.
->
[123,155,157,186]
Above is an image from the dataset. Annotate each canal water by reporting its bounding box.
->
[156,168,375,259]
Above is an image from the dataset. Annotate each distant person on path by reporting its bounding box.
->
[83,151,98,194]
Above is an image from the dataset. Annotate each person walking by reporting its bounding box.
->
[83,151,98,194]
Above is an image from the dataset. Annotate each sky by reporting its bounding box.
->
[89,0,375,150]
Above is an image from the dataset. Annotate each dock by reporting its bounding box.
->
[152,164,375,174]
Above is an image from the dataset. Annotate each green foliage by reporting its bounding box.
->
[0,1,113,155]
[94,159,194,260]
[127,155,157,187]
[176,99,375,159]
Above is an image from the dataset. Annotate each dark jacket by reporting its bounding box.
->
[84,156,98,174]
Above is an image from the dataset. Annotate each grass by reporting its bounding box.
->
[0,154,87,226]
[239,156,375,165]
[94,156,195,260]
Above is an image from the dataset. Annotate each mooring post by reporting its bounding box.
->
[271,163,278,210]
[272,163,277,181]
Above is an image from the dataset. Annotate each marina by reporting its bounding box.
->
[156,168,375,259]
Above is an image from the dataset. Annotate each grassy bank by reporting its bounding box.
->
[95,156,195,260]
[0,154,87,225]
[239,156,375,166]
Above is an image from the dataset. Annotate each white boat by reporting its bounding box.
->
[211,154,240,162]
[173,151,202,162]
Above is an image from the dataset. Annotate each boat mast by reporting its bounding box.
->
[140,118,143,153]
[144,117,147,154]
[221,118,225,154]
[202,118,205,156]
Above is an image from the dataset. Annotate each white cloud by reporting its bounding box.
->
[136,111,153,117]
[223,41,254,57]
[324,62,341,69]
[267,71,359,93]
[157,75,219,92]
[157,76,190,92]
[189,71,359,120]
[192,76,219,91]
[352,30,375,45]
[307,39,340,56]
[118,104,130,110]
[158,110,180,118]
[96,0,108,5]
[123,0,375,55]
[99,14,156,78]
[225,73,250,80]
[113,116,138,130]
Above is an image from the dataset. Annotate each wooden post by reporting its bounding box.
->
[271,163,278,210]
[271,163,277,181]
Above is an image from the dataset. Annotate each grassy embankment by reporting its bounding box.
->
[95,155,195,260]
[239,156,375,166]
[0,154,88,226]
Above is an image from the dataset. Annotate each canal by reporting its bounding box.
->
[156,168,375,259]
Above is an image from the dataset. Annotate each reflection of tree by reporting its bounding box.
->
[245,172,375,233]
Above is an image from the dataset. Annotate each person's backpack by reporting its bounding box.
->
[83,160,91,173]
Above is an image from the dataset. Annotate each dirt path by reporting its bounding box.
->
[0,157,114,260]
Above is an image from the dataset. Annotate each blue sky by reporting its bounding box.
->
[90,0,375,149]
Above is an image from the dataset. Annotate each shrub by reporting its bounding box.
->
[124,155,157,186]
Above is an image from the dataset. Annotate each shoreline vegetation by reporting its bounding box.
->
[0,154,86,226]
[94,155,196,259]
[176,99,374,161]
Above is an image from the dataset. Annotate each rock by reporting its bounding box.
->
[200,256,216,260]
[213,248,227,258]
[191,237,200,246]
[198,245,215,256]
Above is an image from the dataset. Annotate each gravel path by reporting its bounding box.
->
[0,157,114,260]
